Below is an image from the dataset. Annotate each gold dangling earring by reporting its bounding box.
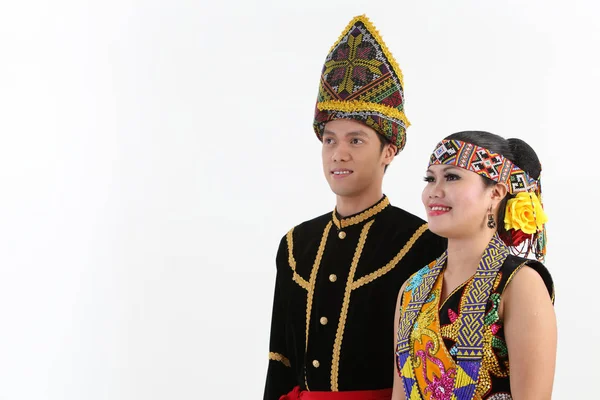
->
[487,207,496,229]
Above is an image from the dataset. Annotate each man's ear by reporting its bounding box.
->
[383,143,397,166]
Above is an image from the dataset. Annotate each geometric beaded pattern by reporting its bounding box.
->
[313,15,409,151]
[396,235,509,400]
[455,237,507,361]
[429,139,538,194]
[396,261,441,354]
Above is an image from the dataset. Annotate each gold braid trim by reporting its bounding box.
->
[503,260,555,303]
[286,228,310,291]
[330,220,374,391]
[504,261,528,289]
[326,15,406,90]
[268,352,291,367]
[305,222,332,352]
[332,196,390,229]
[317,100,410,128]
[351,223,429,290]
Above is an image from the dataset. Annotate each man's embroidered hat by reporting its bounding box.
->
[313,15,409,152]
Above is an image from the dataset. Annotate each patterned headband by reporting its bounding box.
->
[429,139,538,194]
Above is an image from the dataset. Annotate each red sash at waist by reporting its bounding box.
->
[280,386,392,400]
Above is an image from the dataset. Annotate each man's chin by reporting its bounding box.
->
[328,184,359,198]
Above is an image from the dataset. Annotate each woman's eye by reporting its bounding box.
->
[423,176,434,183]
[445,174,460,181]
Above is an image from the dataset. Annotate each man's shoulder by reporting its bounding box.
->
[385,205,427,228]
[295,211,332,230]
[279,211,332,241]
[384,205,446,248]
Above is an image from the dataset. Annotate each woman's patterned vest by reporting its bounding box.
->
[395,235,554,400]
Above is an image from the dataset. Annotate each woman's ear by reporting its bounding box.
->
[491,183,509,208]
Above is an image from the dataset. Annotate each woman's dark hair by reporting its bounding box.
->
[444,131,542,243]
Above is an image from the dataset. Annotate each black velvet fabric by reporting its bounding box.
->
[264,197,446,399]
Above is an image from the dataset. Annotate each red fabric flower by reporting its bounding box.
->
[501,229,532,247]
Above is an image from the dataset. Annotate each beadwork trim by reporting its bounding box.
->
[327,15,406,91]
[429,139,538,194]
[397,235,509,400]
[269,352,291,367]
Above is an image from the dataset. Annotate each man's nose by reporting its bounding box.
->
[332,144,350,162]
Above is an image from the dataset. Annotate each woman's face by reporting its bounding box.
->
[422,165,496,239]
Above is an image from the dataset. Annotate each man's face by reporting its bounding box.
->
[321,119,394,198]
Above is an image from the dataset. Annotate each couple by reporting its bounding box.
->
[264,15,556,400]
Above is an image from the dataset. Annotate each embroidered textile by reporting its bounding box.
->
[313,15,409,151]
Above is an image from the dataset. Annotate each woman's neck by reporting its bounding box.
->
[446,230,496,276]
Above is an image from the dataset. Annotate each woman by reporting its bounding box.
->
[392,132,556,400]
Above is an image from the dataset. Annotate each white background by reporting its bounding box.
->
[0,1,598,399]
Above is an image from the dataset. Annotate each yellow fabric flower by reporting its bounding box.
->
[504,192,548,234]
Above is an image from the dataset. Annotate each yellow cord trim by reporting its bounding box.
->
[269,352,291,367]
[286,228,310,291]
[327,14,406,90]
[332,197,390,230]
[438,274,470,311]
[351,223,429,290]
[504,261,528,289]
[503,260,555,303]
[317,100,410,128]
[330,220,374,391]
[305,222,332,353]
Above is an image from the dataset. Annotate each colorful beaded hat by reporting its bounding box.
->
[313,15,410,152]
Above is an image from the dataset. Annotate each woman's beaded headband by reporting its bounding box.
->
[429,139,538,194]
[428,139,547,261]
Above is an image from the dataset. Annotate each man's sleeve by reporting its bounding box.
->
[264,236,297,400]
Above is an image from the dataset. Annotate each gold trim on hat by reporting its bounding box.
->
[317,100,410,128]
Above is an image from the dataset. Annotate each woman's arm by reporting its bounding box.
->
[391,281,408,400]
[502,266,557,399]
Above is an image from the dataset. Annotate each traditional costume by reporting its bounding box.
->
[395,140,553,400]
[264,15,446,400]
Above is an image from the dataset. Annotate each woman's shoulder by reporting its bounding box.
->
[500,255,554,303]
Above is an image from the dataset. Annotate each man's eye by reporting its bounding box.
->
[351,139,363,144]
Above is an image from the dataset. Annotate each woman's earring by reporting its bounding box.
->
[487,209,496,229]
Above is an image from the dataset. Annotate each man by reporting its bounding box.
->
[264,15,446,400]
